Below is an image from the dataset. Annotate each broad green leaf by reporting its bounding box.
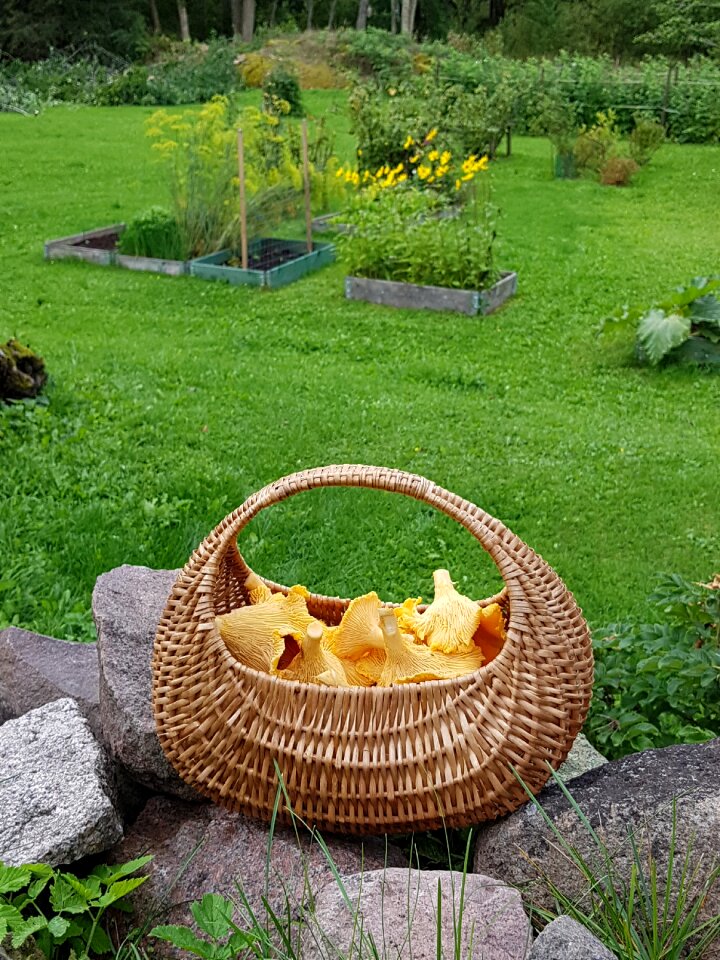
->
[89,855,152,887]
[636,308,691,365]
[0,902,23,939]
[89,922,113,954]
[690,294,720,330]
[10,914,47,948]
[49,875,87,914]
[0,864,33,894]
[673,335,720,367]
[227,929,258,953]
[47,916,70,939]
[63,872,101,902]
[93,875,148,908]
[690,322,720,343]
[27,874,53,900]
[150,925,217,959]
[190,893,234,940]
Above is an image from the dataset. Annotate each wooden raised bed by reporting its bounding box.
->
[190,239,336,289]
[44,225,188,276]
[345,271,517,316]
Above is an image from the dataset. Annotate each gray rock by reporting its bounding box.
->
[92,564,197,800]
[109,796,407,956]
[0,626,101,737]
[0,698,122,866]
[555,733,607,783]
[303,868,532,960]
[529,916,617,959]
[474,739,720,958]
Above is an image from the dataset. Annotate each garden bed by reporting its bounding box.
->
[44,225,188,276]
[345,271,517,316]
[190,239,336,289]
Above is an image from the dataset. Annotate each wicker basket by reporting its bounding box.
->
[152,465,593,834]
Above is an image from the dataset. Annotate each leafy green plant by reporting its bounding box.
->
[519,771,720,960]
[574,109,620,173]
[629,115,665,166]
[601,276,720,366]
[341,185,497,291]
[262,66,303,118]
[0,857,151,959]
[150,893,260,960]
[588,573,720,759]
[531,92,580,166]
[117,207,184,260]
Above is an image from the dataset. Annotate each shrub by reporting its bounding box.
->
[117,207,184,260]
[574,109,620,173]
[296,62,344,90]
[599,155,638,186]
[240,52,273,88]
[262,66,303,117]
[339,27,413,84]
[588,572,720,759]
[601,276,720,366]
[629,114,665,165]
[100,64,149,106]
[340,186,497,291]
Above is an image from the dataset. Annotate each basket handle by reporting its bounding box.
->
[199,465,538,601]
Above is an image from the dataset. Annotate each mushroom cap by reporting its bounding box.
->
[244,571,273,605]
[216,590,314,673]
[279,620,348,687]
[376,608,482,686]
[325,591,385,661]
[404,569,482,654]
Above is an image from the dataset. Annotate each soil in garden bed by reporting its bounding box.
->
[227,239,311,271]
[73,233,120,251]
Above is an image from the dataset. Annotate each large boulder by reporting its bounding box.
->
[529,916,617,960]
[302,868,533,960]
[110,796,406,955]
[0,626,100,737]
[555,733,606,782]
[92,564,197,800]
[474,740,720,957]
[0,698,122,866]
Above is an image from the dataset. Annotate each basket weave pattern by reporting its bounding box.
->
[152,465,593,834]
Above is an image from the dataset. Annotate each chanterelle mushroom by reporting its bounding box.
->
[279,620,348,686]
[216,591,313,673]
[376,608,483,686]
[401,569,482,654]
[325,592,385,661]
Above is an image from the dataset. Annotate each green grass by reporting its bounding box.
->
[1,99,718,642]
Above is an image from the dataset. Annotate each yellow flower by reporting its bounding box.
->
[427,175,435,183]
[425,128,438,142]
[335,167,344,178]
[404,135,414,150]
[397,173,408,182]
[358,148,363,156]
[428,149,439,162]
[435,165,449,177]
[462,172,474,181]
[455,179,462,190]
[388,87,397,96]
[417,164,431,180]
[440,151,452,165]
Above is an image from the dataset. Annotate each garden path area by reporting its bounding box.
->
[1,93,718,644]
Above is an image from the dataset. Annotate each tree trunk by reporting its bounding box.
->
[356,0,369,30]
[149,0,161,34]
[306,0,314,30]
[390,0,399,32]
[269,0,278,26]
[242,0,255,42]
[488,0,505,27]
[401,0,418,34]
[230,0,242,36]
[177,1,190,41]
[327,0,338,29]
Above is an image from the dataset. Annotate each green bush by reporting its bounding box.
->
[341,186,496,292]
[262,66,304,117]
[629,114,665,165]
[588,573,720,759]
[117,208,185,260]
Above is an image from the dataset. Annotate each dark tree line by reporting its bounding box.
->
[1,0,718,61]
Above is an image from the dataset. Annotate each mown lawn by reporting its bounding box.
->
[1,95,718,642]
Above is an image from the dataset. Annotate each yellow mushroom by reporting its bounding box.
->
[343,649,386,686]
[216,591,313,673]
[279,620,348,686]
[472,602,507,664]
[403,569,483,654]
[394,596,424,640]
[376,609,483,686]
[324,592,385,661]
[245,571,272,605]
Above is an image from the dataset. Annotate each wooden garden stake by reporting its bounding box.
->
[237,128,248,270]
[301,120,313,254]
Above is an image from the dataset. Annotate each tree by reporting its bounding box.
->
[401,0,418,34]
[489,0,505,27]
[635,0,720,60]
[242,0,255,41]
[327,0,339,28]
[356,0,369,29]
[149,0,161,33]
[230,0,242,36]
[306,0,314,30]
[177,0,190,40]
[390,0,399,32]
